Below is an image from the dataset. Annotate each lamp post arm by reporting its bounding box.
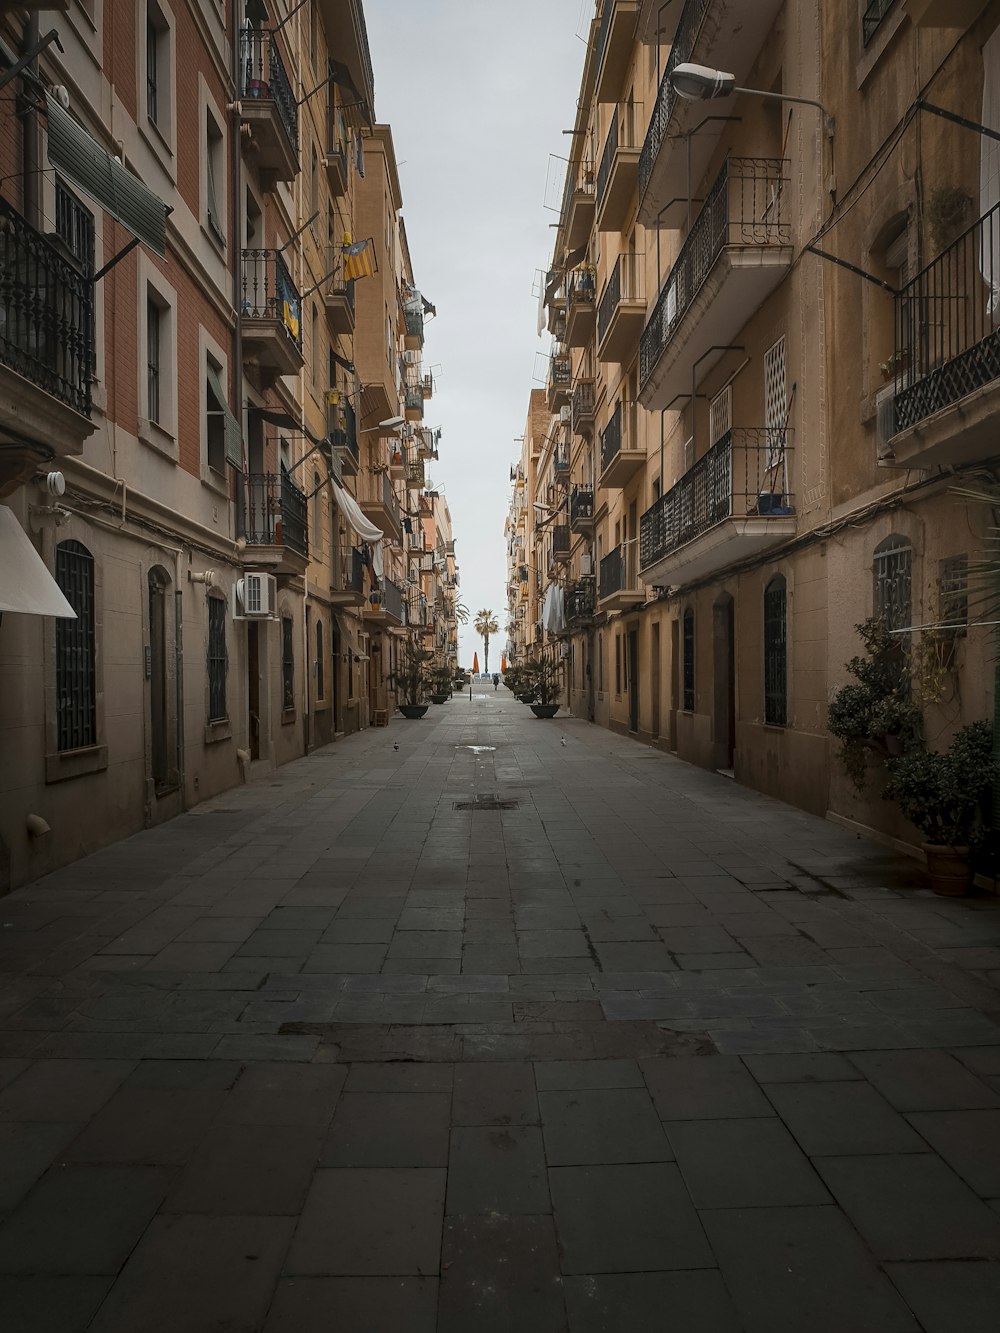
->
[733,85,834,138]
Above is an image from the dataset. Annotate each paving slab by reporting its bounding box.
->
[562,1270,743,1333]
[763,1079,928,1156]
[539,1087,673,1166]
[438,1215,565,1333]
[263,1276,438,1333]
[446,1125,550,1215]
[665,1116,830,1207]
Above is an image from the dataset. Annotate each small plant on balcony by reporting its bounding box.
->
[878,349,909,382]
[926,185,973,254]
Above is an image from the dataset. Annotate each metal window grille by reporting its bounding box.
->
[939,555,968,635]
[146,13,158,124]
[282,616,295,711]
[862,0,898,47]
[316,619,325,699]
[709,385,731,446]
[764,338,787,432]
[55,540,96,751]
[207,595,227,721]
[147,296,160,423]
[763,577,787,726]
[682,608,695,711]
[873,536,912,631]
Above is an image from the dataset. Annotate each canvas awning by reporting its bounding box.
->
[45,94,168,256]
[0,507,76,617]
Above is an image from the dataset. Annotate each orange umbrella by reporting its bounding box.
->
[472,651,480,673]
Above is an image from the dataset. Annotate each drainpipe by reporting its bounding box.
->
[229,1,248,760]
[22,14,39,227]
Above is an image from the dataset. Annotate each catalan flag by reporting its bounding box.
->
[343,236,376,282]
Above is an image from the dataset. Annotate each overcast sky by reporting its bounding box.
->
[364,0,590,669]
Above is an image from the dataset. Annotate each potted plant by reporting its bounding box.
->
[828,618,922,788]
[525,655,561,718]
[391,637,434,719]
[882,721,997,895]
[878,349,908,382]
[429,663,453,704]
[502,665,525,697]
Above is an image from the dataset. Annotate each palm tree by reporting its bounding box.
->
[474,608,500,674]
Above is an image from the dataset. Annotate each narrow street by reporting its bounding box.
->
[1,682,1000,1332]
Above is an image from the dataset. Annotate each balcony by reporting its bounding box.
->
[547,352,572,411]
[597,252,645,363]
[638,0,784,228]
[237,471,309,575]
[0,198,95,487]
[404,384,425,422]
[563,172,596,251]
[566,269,597,347]
[885,200,1000,470]
[367,575,404,626]
[330,546,368,607]
[240,250,304,379]
[594,1,639,104]
[325,277,355,336]
[639,158,791,411]
[239,27,299,185]
[552,523,571,565]
[553,442,570,481]
[599,544,644,612]
[639,427,795,586]
[358,468,403,543]
[403,305,424,350]
[329,398,359,477]
[572,377,596,435]
[599,400,644,489]
[407,459,426,490]
[566,578,596,625]
[325,114,349,196]
[596,105,640,234]
[570,484,595,532]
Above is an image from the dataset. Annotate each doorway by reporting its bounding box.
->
[651,622,661,740]
[713,595,736,772]
[628,627,639,733]
[148,569,169,789]
[669,618,679,751]
[248,621,261,760]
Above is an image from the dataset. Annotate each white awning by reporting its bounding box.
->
[0,507,76,618]
[332,480,383,545]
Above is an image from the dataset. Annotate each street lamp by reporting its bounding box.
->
[669,62,834,139]
[360,415,405,434]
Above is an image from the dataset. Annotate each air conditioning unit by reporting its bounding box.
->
[559,405,571,425]
[875,383,897,461]
[233,572,277,620]
[403,350,418,365]
[579,554,593,576]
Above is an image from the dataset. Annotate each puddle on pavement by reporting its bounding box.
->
[456,745,497,753]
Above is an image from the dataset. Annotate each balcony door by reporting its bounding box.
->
[713,594,736,773]
[148,568,170,792]
[651,621,661,740]
[628,627,639,733]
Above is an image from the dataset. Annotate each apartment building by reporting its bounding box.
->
[0,1,453,892]
[518,0,1000,852]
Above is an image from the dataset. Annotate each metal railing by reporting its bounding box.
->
[549,353,572,393]
[893,199,1000,434]
[404,306,424,342]
[639,0,710,201]
[566,579,595,621]
[238,27,298,150]
[599,544,639,599]
[571,485,594,524]
[600,400,630,472]
[568,267,596,309]
[241,249,303,354]
[239,471,308,558]
[554,443,570,476]
[405,384,424,412]
[552,523,570,555]
[382,472,401,526]
[329,398,358,463]
[342,547,365,594]
[572,377,595,430]
[0,198,93,416]
[597,111,620,206]
[598,252,643,345]
[383,577,404,620]
[863,0,897,46]
[639,427,794,570]
[640,158,789,388]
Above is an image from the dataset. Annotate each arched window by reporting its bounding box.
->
[316,618,325,700]
[207,593,227,722]
[682,608,695,711]
[55,540,96,750]
[763,576,787,726]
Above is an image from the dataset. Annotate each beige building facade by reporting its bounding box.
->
[514,0,1000,857]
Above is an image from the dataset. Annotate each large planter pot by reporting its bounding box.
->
[430,694,450,705]
[923,843,972,896]
[399,704,429,720]
[530,704,559,719]
[518,692,537,704]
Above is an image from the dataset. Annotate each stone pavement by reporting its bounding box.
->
[1,683,1000,1331]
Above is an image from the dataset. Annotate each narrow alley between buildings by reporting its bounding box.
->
[0,684,999,1331]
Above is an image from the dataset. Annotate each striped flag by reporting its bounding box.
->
[343,237,376,281]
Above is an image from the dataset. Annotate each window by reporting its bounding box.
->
[710,384,732,446]
[682,608,695,711]
[862,0,898,48]
[55,181,94,273]
[205,111,225,244]
[939,555,968,636]
[873,535,912,631]
[147,8,160,123]
[316,619,325,700]
[615,632,622,695]
[763,576,787,726]
[145,2,172,135]
[55,540,96,751]
[205,357,226,474]
[207,594,227,721]
[147,296,161,424]
[282,615,295,711]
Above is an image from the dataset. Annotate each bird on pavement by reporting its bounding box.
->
[560,737,567,746]
[393,742,399,751]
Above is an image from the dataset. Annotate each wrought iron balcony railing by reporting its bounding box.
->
[239,471,308,558]
[405,385,424,411]
[549,353,572,393]
[639,0,710,201]
[554,443,570,476]
[599,544,639,600]
[329,398,358,461]
[383,576,404,620]
[571,485,594,524]
[863,0,898,46]
[343,547,365,595]
[238,27,298,150]
[572,378,596,433]
[552,523,570,555]
[893,199,1000,434]
[568,267,596,309]
[566,578,595,622]
[600,401,625,472]
[0,197,93,416]
[597,110,621,207]
[640,158,789,388]
[382,471,401,525]
[639,427,794,570]
[597,252,643,346]
[241,249,303,354]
